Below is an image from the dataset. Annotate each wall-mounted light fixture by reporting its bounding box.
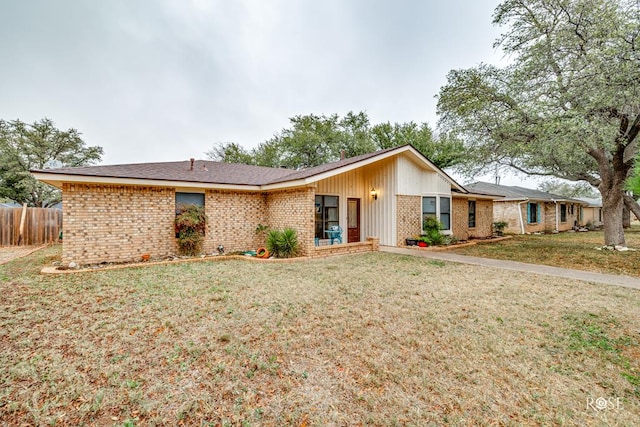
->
[370,188,378,200]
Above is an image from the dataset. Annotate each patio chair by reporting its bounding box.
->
[329,225,343,244]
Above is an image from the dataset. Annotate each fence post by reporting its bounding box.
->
[17,203,28,245]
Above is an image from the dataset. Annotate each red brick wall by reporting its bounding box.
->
[396,195,421,245]
[452,198,493,240]
[62,183,175,264]
[312,238,378,258]
[206,190,267,254]
[266,187,316,257]
[472,199,494,238]
[452,197,469,240]
[61,184,329,264]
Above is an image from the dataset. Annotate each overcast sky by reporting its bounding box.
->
[1,0,540,186]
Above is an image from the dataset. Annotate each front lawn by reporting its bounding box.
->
[452,225,640,277]
[1,246,639,426]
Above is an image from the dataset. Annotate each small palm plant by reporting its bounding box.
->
[266,228,299,258]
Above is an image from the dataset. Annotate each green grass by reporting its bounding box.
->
[1,245,639,425]
[452,225,640,277]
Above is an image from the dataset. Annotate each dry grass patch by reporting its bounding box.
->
[452,225,640,277]
[1,245,639,426]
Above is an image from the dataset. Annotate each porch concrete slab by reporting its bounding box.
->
[380,246,640,291]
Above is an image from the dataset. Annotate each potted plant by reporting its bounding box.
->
[405,237,418,246]
[493,221,508,236]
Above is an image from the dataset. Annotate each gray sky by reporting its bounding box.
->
[2,0,535,184]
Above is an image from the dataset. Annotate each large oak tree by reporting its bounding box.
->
[0,118,103,207]
[437,0,639,246]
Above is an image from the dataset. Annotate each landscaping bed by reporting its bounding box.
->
[403,235,512,251]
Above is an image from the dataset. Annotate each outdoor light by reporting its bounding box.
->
[370,188,378,200]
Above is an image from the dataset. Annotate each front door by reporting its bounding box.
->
[347,198,360,243]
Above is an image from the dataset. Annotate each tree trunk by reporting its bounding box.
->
[623,203,631,228]
[623,194,640,223]
[595,148,627,246]
[600,189,625,246]
[592,136,631,246]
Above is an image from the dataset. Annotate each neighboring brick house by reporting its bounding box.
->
[465,182,588,234]
[576,197,603,227]
[32,145,497,265]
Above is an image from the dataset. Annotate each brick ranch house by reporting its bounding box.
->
[32,145,497,265]
[576,197,603,227]
[465,182,588,234]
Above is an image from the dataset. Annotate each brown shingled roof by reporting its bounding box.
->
[33,159,295,186]
[32,146,404,186]
[32,145,464,191]
[465,182,588,204]
[264,146,401,184]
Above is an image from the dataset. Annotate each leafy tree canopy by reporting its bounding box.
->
[0,118,103,207]
[538,179,598,199]
[207,111,464,170]
[437,0,640,246]
[626,158,640,194]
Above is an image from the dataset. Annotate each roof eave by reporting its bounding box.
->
[30,172,263,191]
[452,192,504,200]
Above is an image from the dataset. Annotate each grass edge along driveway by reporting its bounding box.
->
[450,226,640,277]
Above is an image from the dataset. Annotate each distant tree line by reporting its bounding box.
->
[206,111,465,170]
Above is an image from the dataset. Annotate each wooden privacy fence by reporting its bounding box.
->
[0,207,62,246]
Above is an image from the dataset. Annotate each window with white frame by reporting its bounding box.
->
[422,196,451,231]
[440,197,451,230]
[422,197,436,223]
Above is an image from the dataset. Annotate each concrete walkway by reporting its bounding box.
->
[380,246,640,291]
[0,245,46,265]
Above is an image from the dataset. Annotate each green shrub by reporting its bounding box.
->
[175,205,208,256]
[445,235,459,245]
[493,221,508,236]
[422,217,445,245]
[423,216,442,233]
[424,228,446,246]
[266,228,300,258]
[266,230,280,257]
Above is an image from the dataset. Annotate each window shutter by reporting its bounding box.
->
[527,203,531,223]
[537,204,541,223]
